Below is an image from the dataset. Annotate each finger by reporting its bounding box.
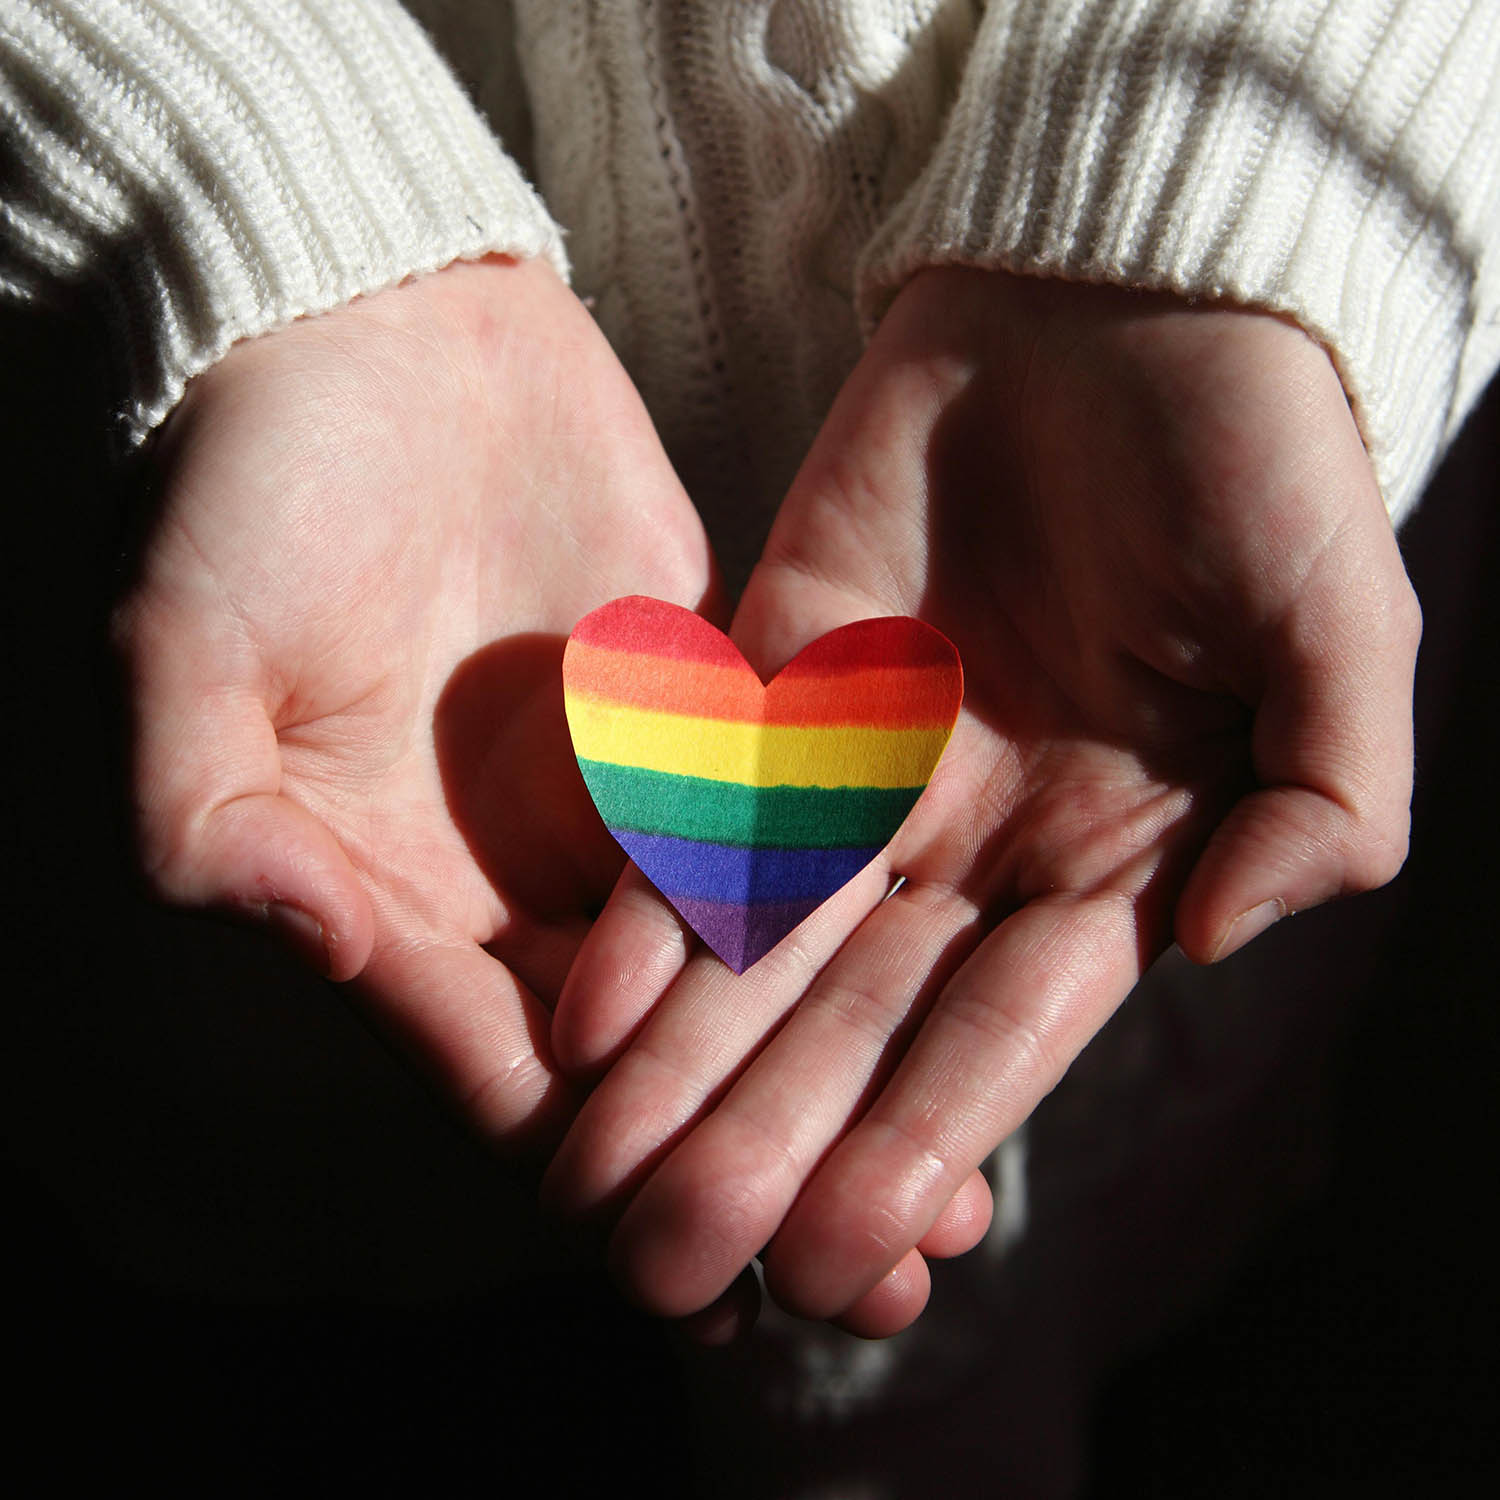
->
[673,1266,762,1347]
[732,553,895,680]
[829,1249,931,1339]
[358,902,577,1156]
[489,910,596,1018]
[917,1168,993,1259]
[120,605,373,979]
[603,878,976,1317]
[763,890,1141,1321]
[1175,522,1422,963]
[551,864,693,1079]
[188,791,374,981]
[562,534,940,1314]
[540,862,890,1228]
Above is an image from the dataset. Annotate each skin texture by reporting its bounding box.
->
[121,257,1420,1342]
[543,268,1422,1338]
[114,255,717,1155]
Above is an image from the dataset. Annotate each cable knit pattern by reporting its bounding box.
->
[2,1,1497,525]
[858,0,1500,523]
[0,0,565,443]
[513,1,986,562]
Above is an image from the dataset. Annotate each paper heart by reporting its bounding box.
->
[563,597,963,973]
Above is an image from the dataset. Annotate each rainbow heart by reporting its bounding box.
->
[562,597,963,972]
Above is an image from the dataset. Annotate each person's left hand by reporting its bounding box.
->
[541,268,1420,1338]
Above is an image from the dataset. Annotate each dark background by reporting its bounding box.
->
[6,302,1496,1496]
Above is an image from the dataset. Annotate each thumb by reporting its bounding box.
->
[1175,524,1422,963]
[731,550,895,683]
[118,602,374,982]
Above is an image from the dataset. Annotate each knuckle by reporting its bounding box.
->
[765,1163,937,1323]
[700,1172,784,1260]
[133,804,201,903]
[689,1134,799,1259]
[620,1167,780,1317]
[943,980,1059,1091]
[1382,577,1424,661]
[816,975,907,1045]
[1345,807,1411,892]
[1395,576,1424,644]
[1362,827,1411,891]
[462,1050,557,1145]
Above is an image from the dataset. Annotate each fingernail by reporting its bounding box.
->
[265,901,331,976]
[1212,898,1287,962]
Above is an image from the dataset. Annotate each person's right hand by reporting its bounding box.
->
[542,268,1420,1338]
[113,255,716,1152]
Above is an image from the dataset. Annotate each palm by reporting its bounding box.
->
[752,527,1237,972]
[546,269,1418,1334]
[117,256,715,1147]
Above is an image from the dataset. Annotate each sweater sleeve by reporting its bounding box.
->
[0,0,566,444]
[856,0,1500,526]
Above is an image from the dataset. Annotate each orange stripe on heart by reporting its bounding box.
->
[563,597,963,971]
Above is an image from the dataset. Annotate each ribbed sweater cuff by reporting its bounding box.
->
[858,0,1500,525]
[0,0,567,442]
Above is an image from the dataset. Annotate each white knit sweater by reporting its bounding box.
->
[3,0,1498,545]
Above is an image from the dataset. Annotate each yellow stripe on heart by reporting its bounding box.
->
[563,693,953,790]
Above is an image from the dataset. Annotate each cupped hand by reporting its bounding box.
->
[543,268,1420,1334]
[113,255,715,1152]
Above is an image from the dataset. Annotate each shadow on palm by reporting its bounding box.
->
[895,365,1257,975]
[434,631,627,1006]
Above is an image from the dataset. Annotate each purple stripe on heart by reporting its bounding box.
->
[665,893,831,972]
[610,829,882,904]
